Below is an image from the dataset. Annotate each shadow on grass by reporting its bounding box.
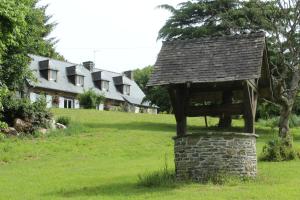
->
[80,121,279,139]
[48,181,178,198]
[83,121,177,132]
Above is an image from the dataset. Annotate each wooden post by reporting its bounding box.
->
[168,85,189,137]
[218,90,233,128]
[243,83,256,133]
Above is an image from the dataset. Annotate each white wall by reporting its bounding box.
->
[98,103,104,111]
[29,92,38,103]
[134,106,140,113]
[46,95,52,108]
[74,99,80,109]
[59,97,64,108]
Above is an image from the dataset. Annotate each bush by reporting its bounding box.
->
[56,116,71,126]
[78,89,105,109]
[1,94,53,132]
[260,137,297,161]
[137,168,176,188]
[137,155,176,187]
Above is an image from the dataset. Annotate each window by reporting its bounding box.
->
[64,99,74,109]
[76,75,84,86]
[101,80,109,92]
[48,70,57,81]
[123,85,130,95]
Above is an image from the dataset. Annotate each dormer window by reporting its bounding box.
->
[76,75,84,87]
[124,85,130,95]
[101,80,109,92]
[48,70,58,82]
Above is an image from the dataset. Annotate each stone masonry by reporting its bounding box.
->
[174,132,257,182]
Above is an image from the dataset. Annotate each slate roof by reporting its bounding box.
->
[148,32,267,86]
[28,55,154,107]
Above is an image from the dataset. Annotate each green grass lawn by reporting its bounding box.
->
[0,109,300,200]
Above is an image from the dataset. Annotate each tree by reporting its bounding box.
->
[0,0,64,91]
[158,0,300,143]
[134,66,171,113]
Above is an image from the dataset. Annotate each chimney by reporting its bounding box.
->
[83,61,95,71]
[123,70,134,80]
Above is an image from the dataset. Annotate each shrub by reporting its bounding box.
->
[137,155,176,187]
[137,168,176,188]
[1,94,53,132]
[78,89,105,109]
[0,121,8,130]
[260,137,297,161]
[56,116,71,126]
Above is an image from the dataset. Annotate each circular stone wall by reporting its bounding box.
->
[174,132,257,182]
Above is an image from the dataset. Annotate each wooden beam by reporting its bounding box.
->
[187,103,243,117]
[218,90,233,128]
[168,85,189,136]
[243,82,255,133]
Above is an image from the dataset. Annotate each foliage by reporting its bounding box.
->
[0,85,8,111]
[134,66,171,113]
[1,94,53,131]
[78,89,105,109]
[0,132,5,141]
[256,101,280,120]
[0,121,8,130]
[137,168,176,188]
[260,137,297,162]
[258,114,300,130]
[137,155,176,187]
[56,116,71,126]
[0,0,64,91]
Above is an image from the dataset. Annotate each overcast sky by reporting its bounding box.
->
[39,0,183,72]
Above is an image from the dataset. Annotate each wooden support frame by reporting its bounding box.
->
[243,81,258,133]
[168,84,190,136]
[187,103,243,117]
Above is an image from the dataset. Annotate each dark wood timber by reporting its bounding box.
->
[168,84,189,136]
[218,91,233,128]
[243,82,257,133]
[187,103,243,117]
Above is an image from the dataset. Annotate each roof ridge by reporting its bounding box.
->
[163,31,265,44]
[29,54,78,66]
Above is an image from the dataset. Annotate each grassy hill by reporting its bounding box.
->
[0,109,300,199]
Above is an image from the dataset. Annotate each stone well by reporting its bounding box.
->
[174,132,257,182]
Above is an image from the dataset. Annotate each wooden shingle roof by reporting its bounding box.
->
[148,32,267,86]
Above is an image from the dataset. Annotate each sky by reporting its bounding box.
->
[39,0,183,72]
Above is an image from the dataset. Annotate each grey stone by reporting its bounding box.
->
[174,132,257,182]
[14,118,33,133]
[38,128,48,135]
[2,127,19,136]
[56,123,67,129]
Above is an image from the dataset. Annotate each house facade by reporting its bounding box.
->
[27,55,157,114]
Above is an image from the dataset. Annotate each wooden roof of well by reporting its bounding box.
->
[148,32,267,86]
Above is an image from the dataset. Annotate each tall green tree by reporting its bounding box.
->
[158,0,300,142]
[0,0,63,90]
[134,66,171,113]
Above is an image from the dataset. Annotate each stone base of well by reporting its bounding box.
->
[174,132,257,182]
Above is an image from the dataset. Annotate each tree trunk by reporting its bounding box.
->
[279,104,291,138]
[277,71,300,145]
